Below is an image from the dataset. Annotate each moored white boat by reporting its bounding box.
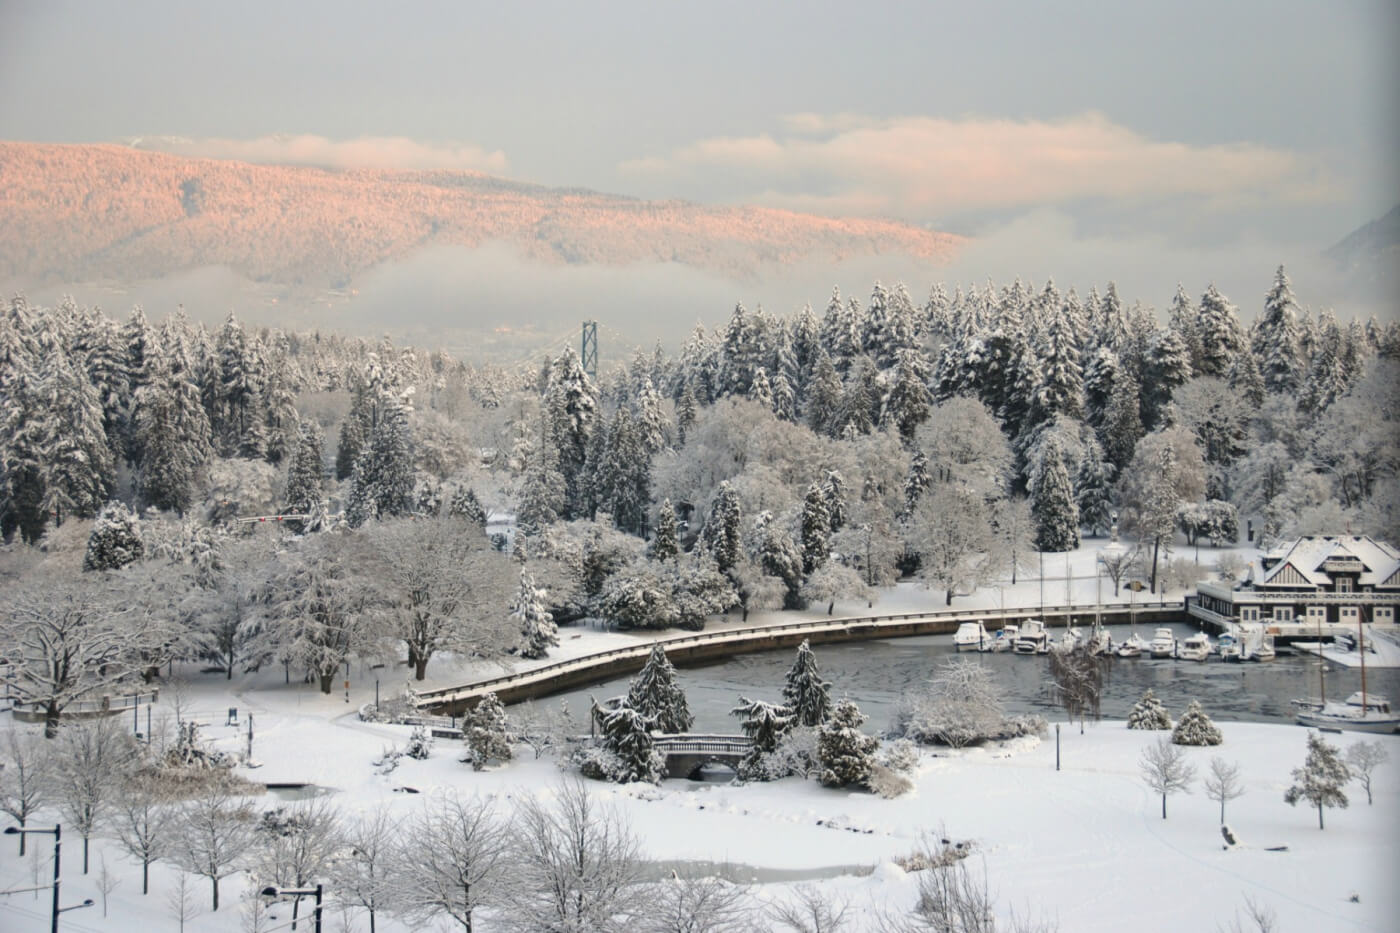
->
[1084,627,1111,656]
[1053,626,1083,653]
[1116,633,1147,658]
[1177,632,1211,662]
[1014,619,1049,655]
[1295,693,1400,733]
[987,623,1018,652]
[953,621,989,651]
[1217,631,1240,662]
[1148,628,1177,659]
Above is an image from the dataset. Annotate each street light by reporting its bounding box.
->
[261,883,324,933]
[3,824,91,932]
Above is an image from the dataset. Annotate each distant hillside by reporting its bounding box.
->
[0,142,963,290]
[1325,204,1400,299]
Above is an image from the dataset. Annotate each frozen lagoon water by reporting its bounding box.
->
[540,620,1400,733]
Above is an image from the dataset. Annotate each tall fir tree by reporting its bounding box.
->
[783,639,833,727]
[1032,436,1080,551]
[626,645,693,733]
[817,699,879,788]
[651,498,679,562]
[804,348,842,437]
[344,394,414,526]
[283,421,326,533]
[1194,284,1246,378]
[511,569,558,659]
[83,501,144,571]
[701,481,742,575]
[132,354,212,515]
[800,482,831,576]
[1253,265,1304,394]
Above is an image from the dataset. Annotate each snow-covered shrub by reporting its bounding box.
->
[162,721,232,771]
[573,745,626,782]
[373,746,403,774]
[463,693,513,770]
[817,699,879,788]
[1127,689,1173,730]
[753,725,820,781]
[1172,699,1223,746]
[879,738,920,774]
[866,763,914,799]
[1214,551,1248,582]
[891,658,1012,747]
[1164,557,1207,592]
[83,501,144,571]
[357,693,419,724]
[405,726,433,760]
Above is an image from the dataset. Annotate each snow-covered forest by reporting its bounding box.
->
[2,269,1398,706]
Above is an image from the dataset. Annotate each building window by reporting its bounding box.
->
[1306,606,1326,620]
[1274,607,1293,622]
[1337,578,1352,593]
[1241,607,1259,622]
[1376,607,1394,623]
[1340,606,1358,621]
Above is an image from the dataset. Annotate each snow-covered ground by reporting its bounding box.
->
[8,539,1396,932]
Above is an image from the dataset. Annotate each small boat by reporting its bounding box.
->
[1250,636,1276,662]
[1053,626,1083,653]
[1148,628,1177,659]
[953,621,989,652]
[1116,633,1148,658]
[1084,628,1111,656]
[987,623,1018,652]
[1014,619,1049,655]
[1177,632,1211,662]
[1295,693,1400,734]
[1217,631,1240,662]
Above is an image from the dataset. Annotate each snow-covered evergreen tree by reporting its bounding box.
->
[1127,689,1173,730]
[1074,438,1115,536]
[133,354,212,515]
[83,501,144,572]
[1101,367,1144,470]
[511,569,558,659]
[1171,699,1223,746]
[33,349,114,525]
[817,698,879,788]
[730,696,795,780]
[880,349,932,441]
[651,498,679,562]
[344,393,414,526]
[799,482,831,577]
[282,421,325,533]
[804,348,842,437]
[1032,436,1079,551]
[626,645,693,733]
[545,346,600,518]
[1141,328,1193,430]
[597,704,662,783]
[463,692,512,770]
[783,640,832,727]
[1285,732,1350,829]
[822,469,849,533]
[447,485,487,526]
[1253,265,1304,394]
[701,481,742,575]
[1194,284,1246,378]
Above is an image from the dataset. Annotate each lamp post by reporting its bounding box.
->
[3,824,92,933]
[262,883,324,933]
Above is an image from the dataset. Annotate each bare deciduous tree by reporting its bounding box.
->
[95,853,120,916]
[639,871,753,933]
[506,776,643,932]
[1140,736,1196,819]
[333,807,398,933]
[893,659,1008,748]
[0,729,50,855]
[166,869,202,932]
[114,773,172,894]
[51,716,141,872]
[252,797,344,930]
[393,790,511,931]
[1047,644,1111,734]
[2,580,154,736]
[1204,757,1246,824]
[369,516,517,680]
[1220,896,1277,933]
[767,883,851,933]
[170,786,259,910]
[1345,740,1388,805]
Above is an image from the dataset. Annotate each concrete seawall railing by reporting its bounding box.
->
[416,602,1187,716]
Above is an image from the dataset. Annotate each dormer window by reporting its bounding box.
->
[1337,577,1352,593]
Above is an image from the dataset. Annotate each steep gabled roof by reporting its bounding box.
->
[1256,535,1400,589]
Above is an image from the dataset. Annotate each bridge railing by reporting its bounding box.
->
[414,601,1186,708]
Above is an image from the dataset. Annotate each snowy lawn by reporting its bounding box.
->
[3,654,1395,932]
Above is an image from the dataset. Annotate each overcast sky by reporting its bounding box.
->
[1,0,1396,340]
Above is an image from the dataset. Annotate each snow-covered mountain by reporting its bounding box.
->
[0,141,963,292]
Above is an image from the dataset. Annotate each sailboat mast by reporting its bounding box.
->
[1359,607,1367,710]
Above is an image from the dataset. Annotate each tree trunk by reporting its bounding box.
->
[414,656,429,680]
[1150,539,1161,593]
[319,672,335,694]
[44,702,60,738]
[1161,795,1167,819]
[827,600,834,615]
[945,589,953,606]
[83,835,90,873]
[1220,799,1225,824]
[143,859,149,895]
[15,819,24,856]
[1318,803,1324,830]
[212,876,220,911]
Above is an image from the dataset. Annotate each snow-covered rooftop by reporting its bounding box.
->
[1251,535,1400,589]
